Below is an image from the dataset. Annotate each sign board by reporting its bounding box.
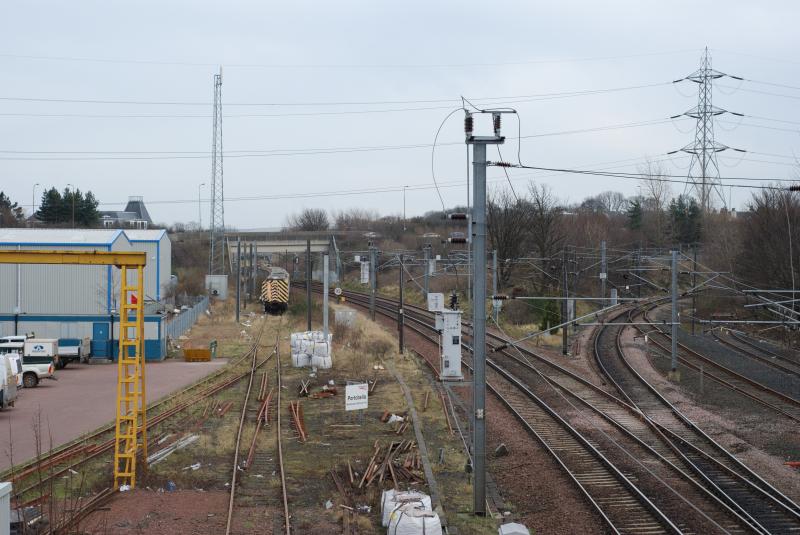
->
[599,272,607,280]
[427,292,445,312]
[360,261,370,284]
[345,383,369,411]
[334,287,343,296]
[354,255,361,262]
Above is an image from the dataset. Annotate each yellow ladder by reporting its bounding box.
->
[113,265,148,489]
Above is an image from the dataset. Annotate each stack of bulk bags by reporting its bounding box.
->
[290,331,333,368]
[381,490,432,527]
[387,503,442,535]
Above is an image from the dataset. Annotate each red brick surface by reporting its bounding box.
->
[0,359,227,470]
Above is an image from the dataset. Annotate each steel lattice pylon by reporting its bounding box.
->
[673,48,741,213]
[209,69,225,275]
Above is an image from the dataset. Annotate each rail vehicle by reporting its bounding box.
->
[260,266,290,315]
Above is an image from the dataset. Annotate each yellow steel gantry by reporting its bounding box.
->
[0,250,148,489]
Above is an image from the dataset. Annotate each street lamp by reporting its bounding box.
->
[403,185,409,232]
[31,183,40,221]
[198,183,206,230]
[66,183,75,227]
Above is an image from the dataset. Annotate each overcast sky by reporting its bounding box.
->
[1,1,799,229]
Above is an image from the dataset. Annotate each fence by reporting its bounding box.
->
[164,296,209,342]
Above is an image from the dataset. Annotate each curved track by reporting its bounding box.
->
[598,307,800,534]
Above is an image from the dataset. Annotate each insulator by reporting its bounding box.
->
[493,113,501,135]
[464,115,474,136]
[448,213,468,220]
[448,237,467,244]
[492,294,510,300]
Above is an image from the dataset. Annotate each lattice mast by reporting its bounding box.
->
[209,68,225,274]
[670,48,743,213]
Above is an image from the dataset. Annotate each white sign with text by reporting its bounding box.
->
[345,383,369,411]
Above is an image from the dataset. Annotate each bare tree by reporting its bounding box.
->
[738,187,800,290]
[332,208,378,230]
[488,188,533,287]
[580,190,627,213]
[527,183,565,291]
[285,208,330,231]
[638,159,672,245]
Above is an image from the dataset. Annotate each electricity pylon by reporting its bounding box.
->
[209,68,225,275]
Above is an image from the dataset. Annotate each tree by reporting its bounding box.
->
[627,198,643,230]
[488,188,534,286]
[34,186,100,227]
[638,159,672,246]
[286,208,330,231]
[581,190,627,213]
[36,187,63,225]
[668,194,701,245]
[737,187,800,290]
[333,208,378,230]
[0,192,25,226]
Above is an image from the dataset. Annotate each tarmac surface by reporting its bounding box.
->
[0,358,227,471]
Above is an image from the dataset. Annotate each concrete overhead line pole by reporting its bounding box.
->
[369,246,377,322]
[492,250,499,324]
[670,249,680,380]
[323,254,329,342]
[306,239,312,331]
[465,109,505,517]
[423,245,430,299]
[236,237,241,324]
[691,245,697,336]
[398,255,405,353]
[562,248,569,356]
[600,240,607,307]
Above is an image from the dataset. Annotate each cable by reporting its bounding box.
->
[0,116,688,159]
[431,108,464,211]
[0,82,672,108]
[489,162,799,188]
[496,145,520,201]
[0,49,698,69]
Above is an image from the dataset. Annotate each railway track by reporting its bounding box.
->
[634,306,800,423]
[225,317,291,535]
[305,284,692,533]
[7,318,271,534]
[309,283,800,533]
[729,332,800,370]
[598,306,800,534]
[712,332,800,379]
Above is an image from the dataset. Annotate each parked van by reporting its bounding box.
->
[0,340,56,388]
[5,353,23,387]
[0,355,18,408]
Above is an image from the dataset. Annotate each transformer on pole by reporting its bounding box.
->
[208,68,226,275]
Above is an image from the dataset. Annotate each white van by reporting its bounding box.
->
[0,355,18,409]
[0,341,56,388]
[5,354,23,387]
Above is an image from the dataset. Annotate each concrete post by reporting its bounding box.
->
[492,249,498,324]
[236,237,241,324]
[471,142,488,516]
[323,254,329,341]
[398,256,405,353]
[600,240,607,307]
[670,250,680,380]
[306,239,312,331]
[423,246,430,300]
[369,246,377,321]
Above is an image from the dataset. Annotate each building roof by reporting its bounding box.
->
[0,228,127,246]
[125,229,167,242]
[99,211,138,221]
[124,197,152,223]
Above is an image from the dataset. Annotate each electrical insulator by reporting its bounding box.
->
[448,213,468,220]
[492,294,509,300]
[464,114,474,137]
[493,113,501,136]
[448,237,467,244]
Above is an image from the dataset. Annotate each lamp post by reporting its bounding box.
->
[66,183,75,227]
[31,183,40,221]
[403,185,409,232]
[198,183,206,230]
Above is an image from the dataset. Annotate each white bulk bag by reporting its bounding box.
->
[387,504,442,535]
[381,490,431,527]
[291,352,311,367]
[311,354,332,369]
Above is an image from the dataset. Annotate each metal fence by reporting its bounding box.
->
[164,296,209,341]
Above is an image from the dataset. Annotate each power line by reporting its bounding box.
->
[0,81,672,108]
[0,116,690,160]
[0,49,698,69]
